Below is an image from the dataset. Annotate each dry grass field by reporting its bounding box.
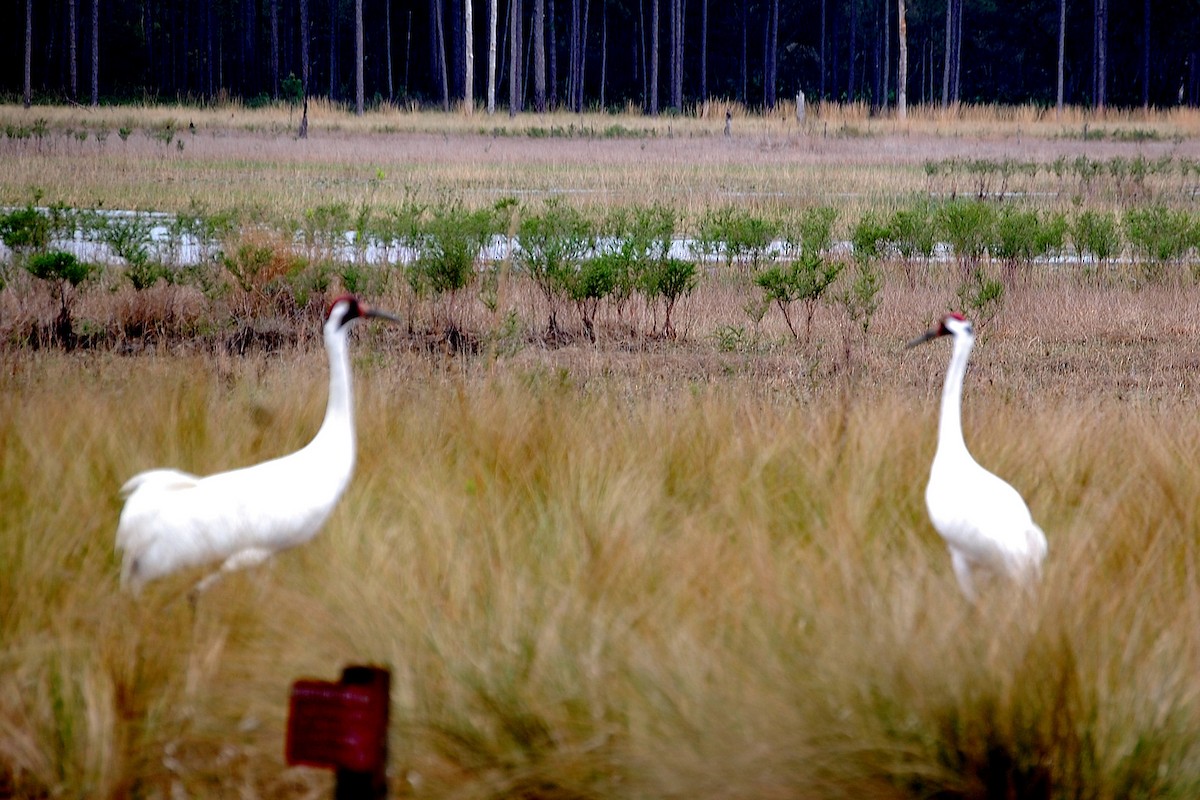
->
[3,103,1200,799]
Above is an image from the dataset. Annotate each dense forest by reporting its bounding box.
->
[3,0,1199,113]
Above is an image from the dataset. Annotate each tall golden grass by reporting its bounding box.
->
[4,272,1200,796]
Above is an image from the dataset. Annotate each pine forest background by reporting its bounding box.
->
[3,0,1198,114]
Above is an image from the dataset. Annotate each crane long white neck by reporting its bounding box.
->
[314,323,355,455]
[936,331,973,461]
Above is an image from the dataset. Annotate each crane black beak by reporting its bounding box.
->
[363,307,402,325]
[905,329,940,349]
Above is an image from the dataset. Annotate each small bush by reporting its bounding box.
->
[1072,210,1120,265]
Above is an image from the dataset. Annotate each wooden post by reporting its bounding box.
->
[287,665,391,800]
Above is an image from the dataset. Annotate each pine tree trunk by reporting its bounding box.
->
[534,0,545,110]
[1094,0,1106,109]
[700,0,707,102]
[897,0,907,118]
[464,0,475,111]
[578,0,589,108]
[91,0,98,105]
[738,0,745,103]
[1142,0,1149,110]
[509,0,522,114]
[650,0,658,114]
[388,0,395,101]
[69,0,78,101]
[819,0,826,99]
[23,0,31,109]
[488,0,497,112]
[355,0,364,114]
[548,0,557,106]
[1056,0,1064,114]
[330,0,340,100]
[765,0,777,108]
[436,0,450,109]
[271,0,279,97]
[569,0,579,110]
[600,0,606,107]
[941,0,951,106]
[882,0,890,111]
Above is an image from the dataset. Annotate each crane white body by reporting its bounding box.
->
[115,296,396,596]
[910,314,1047,599]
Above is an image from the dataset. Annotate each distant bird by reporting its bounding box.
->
[907,313,1047,600]
[115,295,399,598]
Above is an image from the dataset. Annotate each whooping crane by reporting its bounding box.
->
[907,313,1047,600]
[115,295,399,598]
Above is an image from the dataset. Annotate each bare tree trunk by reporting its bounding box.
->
[848,0,857,100]
[548,0,557,107]
[509,0,522,114]
[388,0,395,101]
[578,0,589,109]
[941,0,951,106]
[355,0,364,113]
[69,0,78,101]
[488,0,498,111]
[567,0,576,107]
[436,0,450,109]
[882,0,890,111]
[534,0,545,110]
[764,0,777,108]
[650,0,659,113]
[897,0,906,117]
[143,0,153,93]
[1094,0,1106,109]
[952,0,961,102]
[91,0,98,106]
[600,0,607,107]
[330,0,340,100]
[819,0,826,99]
[23,0,31,109]
[271,0,280,97]
[465,0,475,111]
[206,0,215,98]
[1142,0,1150,110]
[299,0,309,136]
[1056,0,1065,115]
[739,0,746,103]
[700,0,707,102]
[670,0,681,110]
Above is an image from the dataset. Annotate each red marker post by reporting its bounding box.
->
[286,665,391,800]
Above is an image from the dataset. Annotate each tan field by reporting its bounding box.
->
[3,103,1200,798]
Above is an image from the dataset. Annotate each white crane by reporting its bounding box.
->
[115,295,399,598]
[907,313,1047,600]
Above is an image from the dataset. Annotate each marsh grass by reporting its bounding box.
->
[4,284,1200,797]
[5,102,1200,228]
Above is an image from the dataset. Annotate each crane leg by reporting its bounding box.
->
[188,547,276,606]
[950,549,978,602]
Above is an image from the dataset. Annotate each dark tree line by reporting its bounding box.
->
[4,0,1200,114]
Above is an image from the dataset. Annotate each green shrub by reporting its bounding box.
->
[0,205,51,252]
[641,257,696,338]
[517,200,594,337]
[888,203,937,260]
[756,252,842,342]
[1124,205,1195,265]
[937,200,996,263]
[26,250,97,347]
[696,206,778,272]
[1072,210,1120,265]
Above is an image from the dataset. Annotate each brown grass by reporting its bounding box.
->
[3,101,1200,227]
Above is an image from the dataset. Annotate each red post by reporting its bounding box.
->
[286,665,390,799]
